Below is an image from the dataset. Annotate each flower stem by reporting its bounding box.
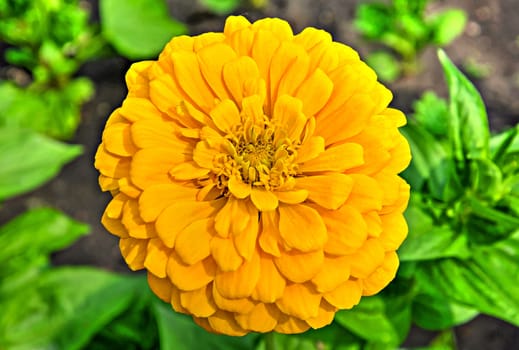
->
[265,332,276,350]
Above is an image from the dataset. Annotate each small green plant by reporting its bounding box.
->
[354,0,467,81]
[0,0,104,139]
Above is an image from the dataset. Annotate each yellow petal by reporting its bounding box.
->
[295,174,354,210]
[197,43,236,100]
[214,251,260,299]
[316,93,376,145]
[175,218,214,264]
[271,43,310,102]
[102,123,137,157]
[321,204,368,255]
[212,283,256,313]
[119,237,147,271]
[169,161,210,180]
[235,303,280,332]
[214,197,249,238]
[171,51,215,112]
[207,310,247,336]
[305,300,336,329]
[258,210,282,257]
[233,202,259,261]
[299,143,364,173]
[378,212,408,251]
[121,199,157,239]
[210,236,244,272]
[251,17,293,40]
[275,249,324,283]
[180,285,217,317]
[274,315,311,334]
[348,239,385,279]
[228,176,251,199]
[210,99,241,133]
[105,193,128,219]
[223,56,264,105]
[139,183,198,222]
[296,136,325,163]
[144,238,171,278]
[223,15,252,36]
[94,145,130,179]
[119,97,163,122]
[155,199,222,247]
[193,32,225,51]
[170,285,188,314]
[278,204,327,252]
[101,211,128,238]
[167,254,216,291]
[323,279,362,309]
[276,283,321,320]
[311,255,351,293]
[252,252,286,303]
[362,251,399,296]
[294,68,333,117]
[130,119,186,149]
[147,272,172,302]
[274,189,309,204]
[344,174,383,213]
[130,147,185,189]
[250,188,279,211]
[250,30,280,111]
[272,94,307,142]
[125,61,153,97]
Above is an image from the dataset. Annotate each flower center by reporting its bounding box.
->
[215,114,300,191]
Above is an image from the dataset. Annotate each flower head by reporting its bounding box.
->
[95,16,411,335]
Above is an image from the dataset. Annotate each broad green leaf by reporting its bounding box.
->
[400,204,469,261]
[430,9,467,46]
[0,208,88,282]
[438,49,490,161]
[0,127,82,201]
[469,158,502,201]
[490,125,519,164]
[415,230,519,328]
[153,301,259,350]
[365,51,401,82]
[398,13,429,41]
[413,91,449,136]
[100,0,187,59]
[0,268,145,350]
[0,80,93,139]
[200,0,241,15]
[412,293,478,330]
[428,158,463,202]
[354,4,392,39]
[335,283,413,347]
[400,123,448,191]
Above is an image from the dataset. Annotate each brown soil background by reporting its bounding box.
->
[2,0,519,348]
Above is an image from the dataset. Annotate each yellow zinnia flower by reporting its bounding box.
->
[95,16,411,335]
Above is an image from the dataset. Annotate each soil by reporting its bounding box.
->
[1,0,518,349]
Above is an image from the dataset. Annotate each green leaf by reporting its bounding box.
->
[365,51,401,82]
[335,283,413,347]
[430,9,467,46]
[100,0,187,59]
[0,268,146,350]
[438,49,490,161]
[0,81,93,139]
[354,4,392,39]
[400,123,448,191]
[413,91,449,136]
[399,205,470,261]
[413,292,478,330]
[0,127,82,201]
[415,230,519,328]
[153,301,259,350]
[200,0,241,15]
[0,208,89,280]
[490,125,519,164]
[469,158,503,201]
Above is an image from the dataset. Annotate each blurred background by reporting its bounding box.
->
[1,0,518,349]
